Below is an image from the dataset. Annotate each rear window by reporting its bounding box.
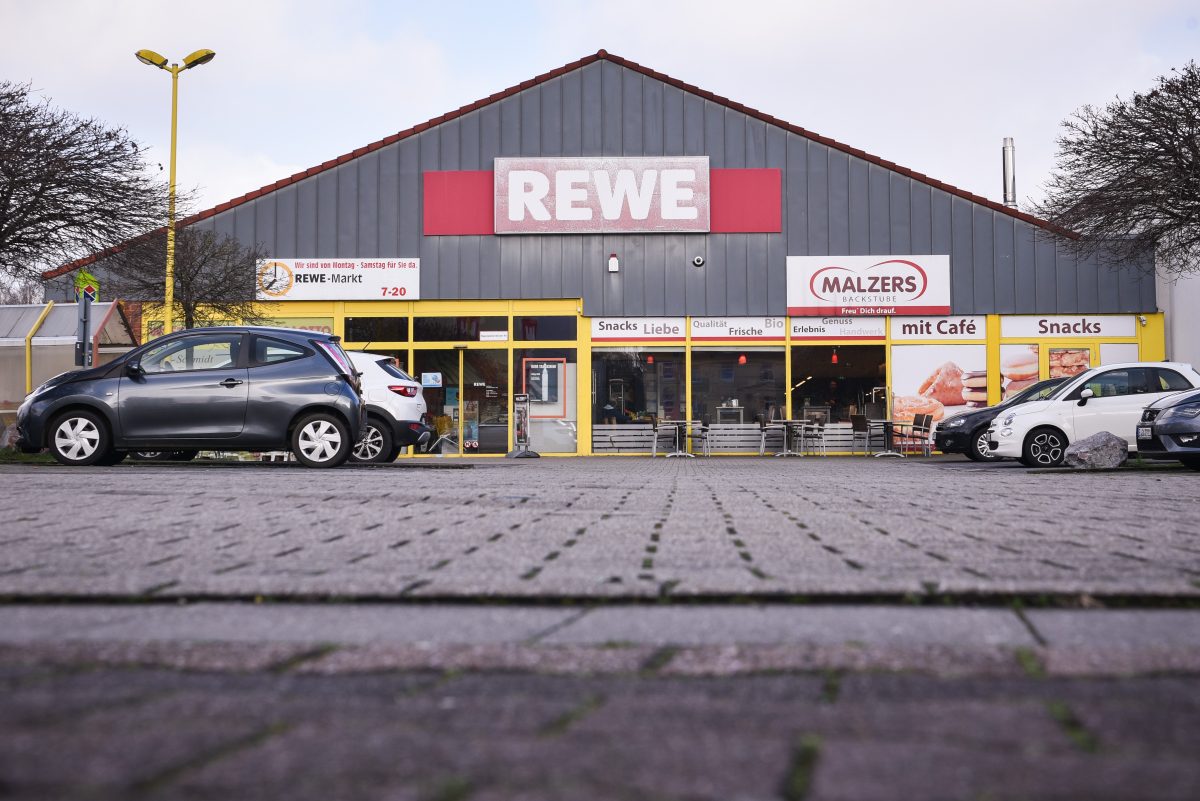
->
[376,358,414,381]
[253,337,309,365]
[1156,369,1193,391]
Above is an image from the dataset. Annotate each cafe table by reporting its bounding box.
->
[659,420,696,458]
[868,419,907,458]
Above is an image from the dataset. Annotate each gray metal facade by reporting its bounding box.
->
[53,58,1157,315]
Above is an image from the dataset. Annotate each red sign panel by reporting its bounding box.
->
[494,157,710,234]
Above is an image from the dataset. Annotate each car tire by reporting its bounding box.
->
[96,450,128,466]
[966,427,1000,462]
[350,417,395,463]
[48,410,111,466]
[291,413,352,468]
[1180,456,1200,471]
[1022,426,1068,468]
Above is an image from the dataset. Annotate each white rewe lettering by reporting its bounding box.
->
[595,169,657,220]
[554,170,591,221]
[508,171,551,222]
[659,169,697,220]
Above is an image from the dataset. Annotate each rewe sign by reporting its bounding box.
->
[787,255,951,316]
[495,157,710,234]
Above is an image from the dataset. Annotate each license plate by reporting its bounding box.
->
[1137,425,1152,440]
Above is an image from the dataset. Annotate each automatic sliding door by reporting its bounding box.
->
[415,349,461,454]
[463,350,508,454]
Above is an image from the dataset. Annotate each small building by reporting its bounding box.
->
[41,50,1166,456]
[0,302,137,408]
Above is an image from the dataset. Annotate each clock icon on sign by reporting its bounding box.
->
[257,261,294,297]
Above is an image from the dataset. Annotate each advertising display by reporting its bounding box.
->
[999,344,1040,399]
[255,258,420,301]
[1000,315,1137,338]
[891,316,986,341]
[890,344,988,422]
[524,357,565,417]
[590,317,686,342]
[690,317,785,341]
[1049,347,1090,378]
[786,255,951,316]
[789,317,886,340]
[494,157,710,234]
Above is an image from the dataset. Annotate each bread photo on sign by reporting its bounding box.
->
[917,361,965,407]
[960,370,988,407]
[1000,346,1039,397]
[893,394,945,422]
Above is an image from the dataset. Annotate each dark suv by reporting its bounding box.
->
[16,327,365,468]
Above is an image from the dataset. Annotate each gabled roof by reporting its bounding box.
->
[45,49,1064,281]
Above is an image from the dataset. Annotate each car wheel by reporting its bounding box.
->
[1180,456,1200,471]
[291,413,352,468]
[1022,426,1067,468]
[966,427,1001,462]
[48,410,111,466]
[351,417,395,463]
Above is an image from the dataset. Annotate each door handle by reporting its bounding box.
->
[219,378,244,388]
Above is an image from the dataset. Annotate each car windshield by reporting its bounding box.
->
[376,359,415,382]
[1004,378,1066,406]
[1044,372,1093,401]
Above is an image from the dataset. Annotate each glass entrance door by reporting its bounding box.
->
[463,350,508,454]
[414,348,509,455]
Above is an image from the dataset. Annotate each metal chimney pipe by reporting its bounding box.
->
[1002,137,1017,208]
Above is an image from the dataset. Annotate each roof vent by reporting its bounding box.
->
[1002,137,1017,208]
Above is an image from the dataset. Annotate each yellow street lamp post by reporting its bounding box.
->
[134,48,215,335]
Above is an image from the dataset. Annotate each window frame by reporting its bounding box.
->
[250,335,312,368]
[137,333,247,375]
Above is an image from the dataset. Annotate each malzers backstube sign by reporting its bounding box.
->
[787,255,951,316]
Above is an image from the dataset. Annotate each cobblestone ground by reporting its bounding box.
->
[1,457,1197,599]
[3,660,1199,801]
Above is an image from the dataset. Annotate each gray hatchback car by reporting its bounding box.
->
[16,326,365,468]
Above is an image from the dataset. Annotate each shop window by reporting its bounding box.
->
[514,348,577,453]
[790,345,886,422]
[890,344,986,424]
[344,317,407,343]
[514,316,577,341]
[414,316,506,342]
[692,349,785,425]
[592,349,685,423]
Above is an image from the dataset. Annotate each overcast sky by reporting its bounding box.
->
[3,0,1197,216]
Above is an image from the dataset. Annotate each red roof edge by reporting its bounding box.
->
[44,49,1068,280]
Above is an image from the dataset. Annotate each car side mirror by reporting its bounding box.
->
[1078,387,1094,406]
[126,359,144,377]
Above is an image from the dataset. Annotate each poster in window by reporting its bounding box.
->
[890,344,987,423]
[524,358,566,419]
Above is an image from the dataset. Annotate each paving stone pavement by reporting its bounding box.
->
[3,661,1199,801]
[2,457,1198,599]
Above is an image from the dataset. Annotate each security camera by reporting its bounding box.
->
[692,256,705,267]
[1138,315,1147,326]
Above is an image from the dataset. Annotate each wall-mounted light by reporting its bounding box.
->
[831,347,839,365]
[646,355,654,365]
[737,354,748,365]
[608,253,619,273]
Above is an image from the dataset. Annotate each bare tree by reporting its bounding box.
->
[1033,62,1200,275]
[0,82,173,283]
[106,227,269,330]
[0,275,42,304]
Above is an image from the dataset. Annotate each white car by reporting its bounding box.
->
[987,361,1200,467]
[346,351,430,462]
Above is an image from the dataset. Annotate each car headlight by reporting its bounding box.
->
[1002,413,1016,426]
[944,417,966,428]
[1166,404,1200,420]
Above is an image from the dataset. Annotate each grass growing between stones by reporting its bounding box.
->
[1046,701,1100,753]
[781,735,822,801]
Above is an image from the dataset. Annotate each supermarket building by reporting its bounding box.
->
[45,50,1164,457]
